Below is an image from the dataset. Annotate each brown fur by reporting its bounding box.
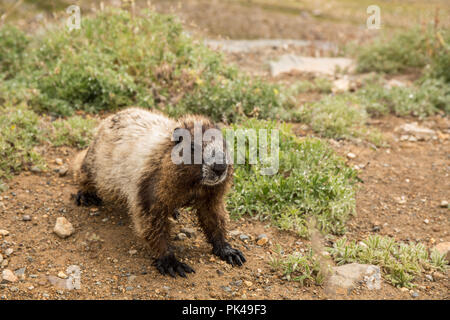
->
[72,108,244,275]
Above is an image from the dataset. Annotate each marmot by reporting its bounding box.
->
[72,108,245,277]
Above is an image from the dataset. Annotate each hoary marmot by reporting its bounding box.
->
[72,108,245,277]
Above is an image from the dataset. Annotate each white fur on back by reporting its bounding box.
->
[88,108,176,206]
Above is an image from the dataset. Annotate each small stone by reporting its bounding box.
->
[425,275,433,281]
[256,234,268,246]
[424,219,429,224]
[180,227,196,238]
[129,249,138,256]
[53,217,75,238]
[440,200,448,208]
[244,280,253,287]
[216,270,224,276]
[176,233,187,240]
[14,267,26,280]
[126,286,134,291]
[58,271,68,279]
[411,291,419,298]
[55,158,63,165]
[239,234,249,241]
[221,286,232,293]
[2,269,18,283]
[326,263,381,291]
[0,254,3,264]
[58,167,68,177]
[0,229,9,237]
[30,166,42,173]
[5,248,13,256]
[229,230,241,237]
[22,215,32,221]
[347,152,356,159]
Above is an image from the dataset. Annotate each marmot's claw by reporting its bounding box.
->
[214,244,246,267]
[154,253,195,278]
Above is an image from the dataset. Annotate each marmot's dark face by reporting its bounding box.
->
[172,118,231,187]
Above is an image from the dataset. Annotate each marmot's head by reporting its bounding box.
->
[172,115,231,187]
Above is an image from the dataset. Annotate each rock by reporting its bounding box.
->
[229,230,241,237]
[385,79,407,89]
[244,280,253,287]
[0,229,9,237]
[30,166,42,173]
[332,78,351,93]
[269,55,354,76]
[14,267,26,280]
[411,291,419,298]
[58,167,68,177]
[425,274,433,281]
[346,152,356,159]
[2,269,18,283]
[424,219,429,224]
[180,227,196,238]
[216,270,224,276]
[221,285,232,293]
[53,217,75,238]
[239,234,249,241]
[58,271,68,279]
[0,254,2,264]
[205,39,335,54]
[176,233,187,240]
[396,123,436,141]
[327,263,381,291]
[47,275,75,290]
[55,158,63,165]
[129,249,138,256]
[5,248,13,256]
[22,215,32,221]
[433,242,450,263]
[440,200,448,208]
[256,234,268,246]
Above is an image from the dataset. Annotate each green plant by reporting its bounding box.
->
[227,119,357,237]
[0,105,46,184]
[50,115,97,148]
[328,235,448,288]
[270,245,328,286]
[0,25,30,79]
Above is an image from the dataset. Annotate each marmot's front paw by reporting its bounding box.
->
[213,243,246,266]
[154,253,195,278]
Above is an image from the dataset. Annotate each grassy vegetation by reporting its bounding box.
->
[0,9,293,122]
[290,78,332,94]
[329,235,448,288]
[0,105,46,188]
[227,119,357,237]
[270,245,328,286]
[50,116,98,149]
[356,27,450,80]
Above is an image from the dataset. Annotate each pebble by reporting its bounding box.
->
[440,200,448,208]
[229,230,241,237]
[0,229,9,237]
[5,248,13,256]
[411,291,419,298]
[239,234,249,241]
[58,271,68,279]
[0,254,2,263]
[244,280,253,287]
[55,158,63,165]
[14,267,26,280]
[216,270,224,276]
[53,217,75,238]
[256,234,268,246]
[424,219,429,224]
[2,269,18,283]
[221,286,232,293]
[425,275,433,281]
[30,166,42,173]
[22,215,32,221]
[58,167,69,177]
[129,249,138,256]
[347,152,356,159]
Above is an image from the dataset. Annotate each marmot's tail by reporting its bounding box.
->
[70,149,88,183]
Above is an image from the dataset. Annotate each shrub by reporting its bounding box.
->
[227,119,357,237]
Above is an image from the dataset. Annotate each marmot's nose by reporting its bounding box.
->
[212,162,227,175]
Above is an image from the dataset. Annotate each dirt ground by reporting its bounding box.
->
[0,0,449,300]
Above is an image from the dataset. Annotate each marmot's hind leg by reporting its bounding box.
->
[75,190,103,206]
